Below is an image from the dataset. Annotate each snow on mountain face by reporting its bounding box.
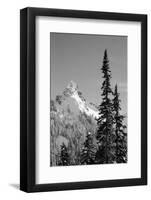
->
[63,81,99,119]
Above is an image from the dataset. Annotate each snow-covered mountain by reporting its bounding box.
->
[50,81,98,166]
[63,81,99,118]
[53,80,99,119]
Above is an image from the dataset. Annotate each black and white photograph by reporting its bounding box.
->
[0,0,149,196]
[50,33,127,167]
[19,7,147,193]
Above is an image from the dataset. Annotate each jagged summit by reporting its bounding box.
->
[67,80,78,92]
[63,80,78,97]
[55,80,99,119]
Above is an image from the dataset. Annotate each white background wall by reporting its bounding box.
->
[0,0,150,199]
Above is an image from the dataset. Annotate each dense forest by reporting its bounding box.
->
[50,50,127,166]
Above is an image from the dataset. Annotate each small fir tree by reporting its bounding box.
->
[80,132,97,165]
[113,84,127,163]
[59,143,70,166]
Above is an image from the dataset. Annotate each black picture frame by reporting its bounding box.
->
[20,7,147,193]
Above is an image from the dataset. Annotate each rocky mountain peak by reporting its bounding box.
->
[67,80,78,93]
[63,80,78,97]
[55,80,99,119]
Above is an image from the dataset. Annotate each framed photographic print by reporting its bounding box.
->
[20,7,147,192]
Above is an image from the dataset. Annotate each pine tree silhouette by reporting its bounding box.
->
[96,50,115,164]
[113,84,127,163]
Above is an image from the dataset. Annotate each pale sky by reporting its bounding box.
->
[50,33,127,115]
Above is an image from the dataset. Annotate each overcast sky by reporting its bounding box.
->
[50,32,127,114]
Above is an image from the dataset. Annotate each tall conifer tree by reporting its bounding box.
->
[96,49,115,164]
[113,84,127,163]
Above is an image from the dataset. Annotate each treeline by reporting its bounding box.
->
[50,49,127,166]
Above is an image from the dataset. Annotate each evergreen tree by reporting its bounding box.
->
[59,143,70,166]
[96,49,115,164]
[80,132,97,165]
[113,84,127,163]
